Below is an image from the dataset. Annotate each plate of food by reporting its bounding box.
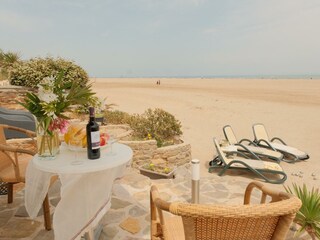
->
[64,124,110,151]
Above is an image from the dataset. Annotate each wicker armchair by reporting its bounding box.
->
[0,124,52,230]
[151,181,301,240]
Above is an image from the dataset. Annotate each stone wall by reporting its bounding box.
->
[152,143,192,168]
[107,124,192,170]
[119,139,192,169]
[119,140,158,169]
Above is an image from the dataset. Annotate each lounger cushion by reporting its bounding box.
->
[268,142,308,159]
[222,144,282,161]
[221,145,238,152]
[238,145,283,160]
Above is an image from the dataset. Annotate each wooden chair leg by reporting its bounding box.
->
[42,194,52,230]
[7,183,13,204]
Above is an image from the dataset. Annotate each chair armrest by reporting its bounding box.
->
[1,124,36,138]
[244,181,292,205]
[1,124,36,147]
[239,138,258,146]
[0,143,36,156]
[270,137,287,145]
[151,186,170,211]
[150,185,171,239]
[235,143,261,160]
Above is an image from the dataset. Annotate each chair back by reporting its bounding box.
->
[223,125,238,145]
[151,182,302,240]
[0,124,35,182]
[213,138,230,164]
[253,123,270,142]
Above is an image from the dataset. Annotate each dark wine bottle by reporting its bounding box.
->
[86,107,100,159]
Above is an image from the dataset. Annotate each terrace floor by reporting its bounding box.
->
[0,166,307,240]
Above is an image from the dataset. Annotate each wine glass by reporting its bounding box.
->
[68,138,84,165]
[106,134,117,156]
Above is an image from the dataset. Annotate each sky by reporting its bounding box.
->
[1,0,320,77]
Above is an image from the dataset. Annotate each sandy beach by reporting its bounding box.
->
[92,78,320,188]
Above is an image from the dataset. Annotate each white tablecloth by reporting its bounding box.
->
[25,143,132,240]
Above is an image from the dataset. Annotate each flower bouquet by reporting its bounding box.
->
[20,71,94,158]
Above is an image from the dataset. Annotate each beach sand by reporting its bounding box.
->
[92,78,320,189]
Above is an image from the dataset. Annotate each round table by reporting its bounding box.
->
[33,143,133,174]
[26,142,133,240]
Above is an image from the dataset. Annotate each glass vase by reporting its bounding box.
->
[36,123,60,159]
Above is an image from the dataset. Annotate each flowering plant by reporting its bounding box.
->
[143,163,173,174]
[20,71,94,135]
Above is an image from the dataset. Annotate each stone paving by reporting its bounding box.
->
[0,165,308,240]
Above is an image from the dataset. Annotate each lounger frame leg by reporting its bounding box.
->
[210,160,287,184]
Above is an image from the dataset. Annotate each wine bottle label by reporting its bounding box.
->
[91,131,100,149]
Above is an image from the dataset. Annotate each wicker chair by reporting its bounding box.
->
[0,124,52,230]
[151,181,301,240]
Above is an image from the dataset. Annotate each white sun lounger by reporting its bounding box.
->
[209,138,287,184]
[252,123,309,163]
[223,125,283,162]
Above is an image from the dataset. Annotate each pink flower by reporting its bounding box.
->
[48,118,69,134]
[59,119,69,134]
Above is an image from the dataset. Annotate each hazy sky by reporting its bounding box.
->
[1,0,320,77]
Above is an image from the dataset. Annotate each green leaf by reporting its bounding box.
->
[284,183,320,238]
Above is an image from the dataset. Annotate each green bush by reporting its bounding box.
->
[105,108,182,147]
[104,110,132,125]
[9,57,89,88]
[0,49,21,80]
[131,108,182,147]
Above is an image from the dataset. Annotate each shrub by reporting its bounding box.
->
[104,110,132,125]
[0,49,21,80]
[105,108,182,147]
[131,108,182,146]
[9,57,89,88]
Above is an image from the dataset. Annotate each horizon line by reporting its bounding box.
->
[90,74,320,79]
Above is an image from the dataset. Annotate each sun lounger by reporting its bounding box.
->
[252,123,309,163]
[223,125,283,162]
[209,138,287,184]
